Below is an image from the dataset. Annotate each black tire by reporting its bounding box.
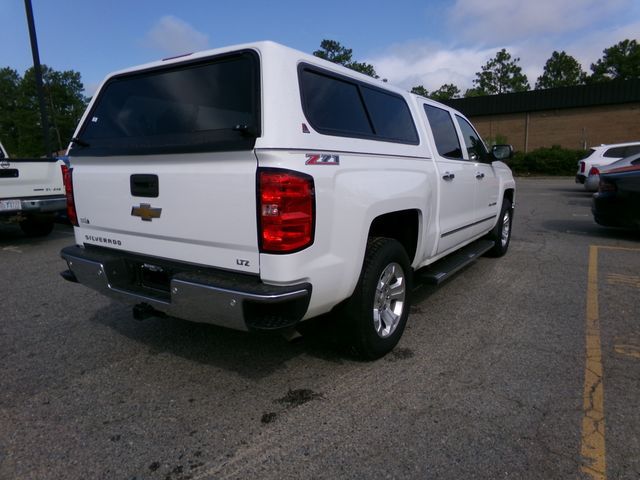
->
[339,237,412,360]
[485,198,513,257]
[19,214,55,237]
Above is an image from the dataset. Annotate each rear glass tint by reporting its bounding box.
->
[299,66,419,145]
[360,87,418,143]
[423,104,462,159]
[71,51,260,156]
[300,69,373,137]
[604,146,627,158]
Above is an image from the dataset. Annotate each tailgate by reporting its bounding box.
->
[72,152,260,273]
[0,158,64,200]
[68,49,262,274]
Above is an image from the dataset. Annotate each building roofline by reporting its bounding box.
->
[443,79,640,117]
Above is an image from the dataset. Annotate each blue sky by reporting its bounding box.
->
[1,0,639,96]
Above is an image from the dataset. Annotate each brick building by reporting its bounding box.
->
[445,79,640,152]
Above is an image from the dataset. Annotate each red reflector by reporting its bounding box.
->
[258,169,314,253]
[61,164,78,226]
[588,166,599,175]
[580,161,585,173]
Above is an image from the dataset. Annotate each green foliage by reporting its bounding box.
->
[590,39,640,82]
[313,39,379,78]
[411,84,460,101]
[485,133,509,147]
[430,83,460,101]
[411,85,429,97]
[0,65,87,157]
[0,68,21,155]
[463,87,484,98]
[536,51,586,89]
[508,146,585,176]
[472,49,530,95]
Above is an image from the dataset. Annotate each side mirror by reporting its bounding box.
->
[491,144,513,161]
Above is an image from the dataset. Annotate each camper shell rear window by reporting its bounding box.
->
[70,51,260,157]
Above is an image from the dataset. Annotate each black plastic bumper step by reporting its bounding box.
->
[417,239,495,285]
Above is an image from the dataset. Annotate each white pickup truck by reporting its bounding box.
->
[60,41,515,359]
[0,141,66,236]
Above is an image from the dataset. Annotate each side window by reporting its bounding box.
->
[299,66,419,144]
[299,69,373,136]
[604,146,627,158]
[360,86,418,143]
[455,114,488,162]
[423,104,462,159]
[624,145,640,156]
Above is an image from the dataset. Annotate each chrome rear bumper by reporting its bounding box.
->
[60,245,311,331]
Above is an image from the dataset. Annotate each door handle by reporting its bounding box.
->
[442,172,455,181]
[476,172,485,179]
[130,174,159,197]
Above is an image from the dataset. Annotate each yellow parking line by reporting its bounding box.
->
[580,245,606,480]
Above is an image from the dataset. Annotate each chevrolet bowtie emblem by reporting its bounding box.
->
[131,203,162,221]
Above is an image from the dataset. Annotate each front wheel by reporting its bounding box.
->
[339,237,412,360]
[485,198,513,257]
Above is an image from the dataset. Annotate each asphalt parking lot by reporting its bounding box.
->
[1,177,639,480]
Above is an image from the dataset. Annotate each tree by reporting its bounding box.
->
[472,49,530,95]
[0,68,21,154]
[313,39,379,78]
[535,51,586,89]
[411,85,429,97]
[430,83,461,101]
[464,87,483,98]
[590,39,640,82]
[3,65,87,157]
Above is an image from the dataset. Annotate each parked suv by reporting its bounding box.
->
[576,141,640,186]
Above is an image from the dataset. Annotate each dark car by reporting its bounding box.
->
[592,163,640,229]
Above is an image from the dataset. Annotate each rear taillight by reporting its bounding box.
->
[61,164,78,226]
[580,161,585,173]
[258,169,314,253]
[589,166,599,176]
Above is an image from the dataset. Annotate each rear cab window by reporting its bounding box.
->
[70,51,261,156]
[423,104,462,159]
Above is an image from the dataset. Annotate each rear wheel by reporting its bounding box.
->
[486,198,512,257]
[339,237,412,360]
[19,214,55,237]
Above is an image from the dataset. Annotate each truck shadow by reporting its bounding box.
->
[90,305,349,380]
[542,218,640,242]
[0,221,72,245]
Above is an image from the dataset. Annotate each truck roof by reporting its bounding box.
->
[97,40,415,101]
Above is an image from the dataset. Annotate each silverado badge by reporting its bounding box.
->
[131,203,162,221]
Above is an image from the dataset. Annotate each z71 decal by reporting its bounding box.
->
[305,153,340,166]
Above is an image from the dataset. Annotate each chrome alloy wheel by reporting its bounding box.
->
[501,208,511,247]
[373,262,406,338]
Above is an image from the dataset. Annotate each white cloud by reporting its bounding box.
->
[366,42,502,93]
[365,1,639,94]
[144,15,209,56]
[448,0,630,45]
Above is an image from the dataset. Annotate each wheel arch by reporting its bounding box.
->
[367,209,420,264]
[503,188,515,207]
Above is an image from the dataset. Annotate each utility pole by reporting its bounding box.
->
[24,0,51,157]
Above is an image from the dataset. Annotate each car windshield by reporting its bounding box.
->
[70,51,260,157]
